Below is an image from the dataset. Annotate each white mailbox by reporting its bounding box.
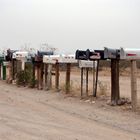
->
[12,51,30,61]
[43,55,59,64]
[79,60,96,68]
[59,54,77,63]
[43,54,78,64]
[120,48,140,60]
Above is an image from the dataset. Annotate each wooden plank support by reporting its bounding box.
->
[93,60,99,97]
[66,63,71,94]
[55,63,59,90]
[111,59,120,105]
[38,63,43,90]
[37,65,40,89]
[92,61,95,96]
[43,63,48,90]
[46,64,52,90]
[81,68,83,98]
[86,68,89,97]
[131,60,137,111]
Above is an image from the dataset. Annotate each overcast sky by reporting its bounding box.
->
[0,0,140,53]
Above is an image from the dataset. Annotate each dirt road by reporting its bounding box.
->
[0,81,140,140]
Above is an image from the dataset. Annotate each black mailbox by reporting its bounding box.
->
[94,50,105,60]
[88,51,101,60]
[75,49,89,60]
[37,51,54,57]
[5,49,17,61]
[104,47,120,59]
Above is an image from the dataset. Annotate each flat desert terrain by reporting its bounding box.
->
[0,70,140,140]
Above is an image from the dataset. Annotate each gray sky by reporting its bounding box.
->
[0,0,140,53]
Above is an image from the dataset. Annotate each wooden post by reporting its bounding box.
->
[43,63,48,90]
[46,64,52,90]
[12,59,15,80]
[55,63,59,90]
[38,63,43,90]
[7,62,12,83]
[37,65,40,89]
[0,64,1,79]
[93,60,99,97]
[66,63,71,94]
[131,60,137,111]
[86,68,89,97]
[93,61,95,96]
[21,61,25,70]
[32,62,36,88]
[81,68,83,98]
[111,59,120,105]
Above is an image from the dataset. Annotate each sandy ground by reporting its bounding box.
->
[0,78,140,140]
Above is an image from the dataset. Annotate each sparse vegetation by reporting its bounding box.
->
[98,80,107,96]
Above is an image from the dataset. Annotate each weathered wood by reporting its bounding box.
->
[37,65,40,89]
[92,61,95,96]
[81,68,83,98]
[21,61,25,70]
[43,63,48,90]
[38,63,43,90]
[0,64,1,79]
[86,68,89,97]
[55,63,59,90]
[93,60,99,97]
[111,59,120,105]
[46,64,52,90]
[131,60,137,111]
[66,63,71,94]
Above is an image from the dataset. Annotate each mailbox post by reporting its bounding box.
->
[104,47,120,105]
[88,50,101,97]
[79,60,94,98]
[43,54,77,93]
[76,49,100,98]
[120,48,140,110]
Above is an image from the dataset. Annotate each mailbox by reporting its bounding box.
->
[37,51,53,57]
[43,54,77,64]
[6,49,17,61]
[12,51,29,60]
[94,50,105,60]
[88,51,101,60]
[104,47,120,59]
[120,48,140,60]
[43,55,59,64]
[75,50,89,60]
[59,54,78,63]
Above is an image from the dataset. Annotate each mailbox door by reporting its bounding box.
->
[75,50,89,60]
[104,48,120,59]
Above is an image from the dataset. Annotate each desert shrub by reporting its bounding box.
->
[16,70,31,86]
[16,63,36,87]
[98,81,107,95]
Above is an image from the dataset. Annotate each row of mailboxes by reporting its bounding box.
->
[76,48,140,60]
[43,54,77,64]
